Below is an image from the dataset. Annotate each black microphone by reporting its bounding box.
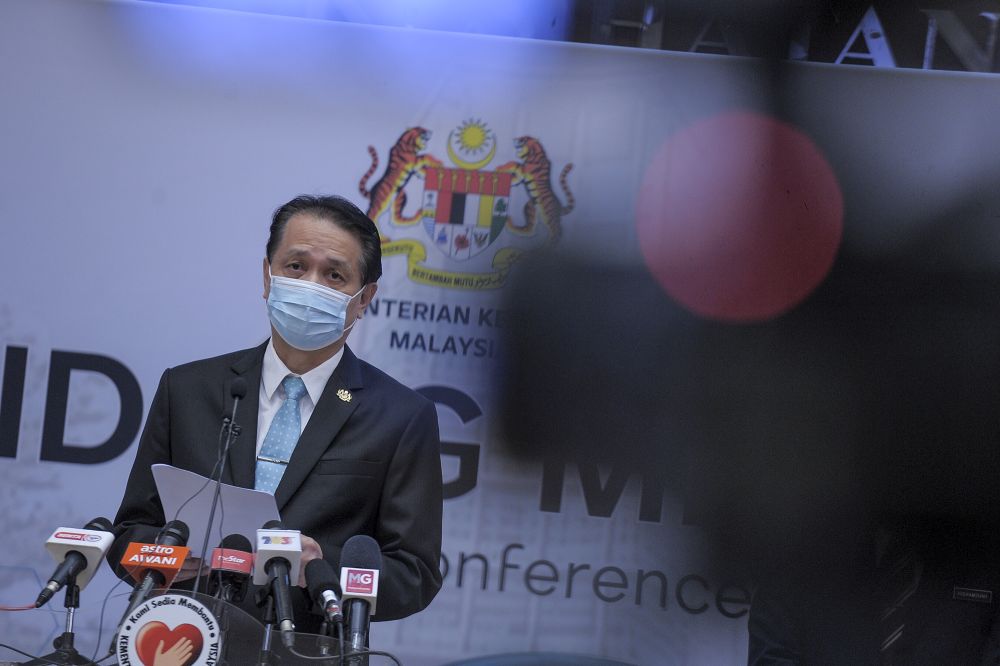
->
[35,517,116,607]
[207,533,253,603]
[216,376,247,458]
[339,535,382,659]
[224,377,248,440]
[306,559,344,625]
[109,520,190,653]
[254,520,301,647]
[121,521,190,619]
[230,376,248,399]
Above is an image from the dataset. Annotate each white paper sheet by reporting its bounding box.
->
[152,463,281,557]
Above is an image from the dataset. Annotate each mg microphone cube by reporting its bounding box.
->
[340,567,379,615]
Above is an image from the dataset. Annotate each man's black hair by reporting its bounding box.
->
[267,195,383,285]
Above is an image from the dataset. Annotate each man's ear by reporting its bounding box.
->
[359,283,378,313]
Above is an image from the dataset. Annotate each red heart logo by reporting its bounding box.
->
[135,621,203,666]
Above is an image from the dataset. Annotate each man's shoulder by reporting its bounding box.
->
[355,356,432,412]
[166,344,264,380]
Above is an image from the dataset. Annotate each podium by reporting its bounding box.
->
[108,590,389,666]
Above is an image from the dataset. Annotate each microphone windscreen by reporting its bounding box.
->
[305,559,340,602]
[219,533,252,552]
[156,520,190,547]
[340,535,382,571]
[262,519,286,530]
[231,377,248,400]
[84,516,115,533]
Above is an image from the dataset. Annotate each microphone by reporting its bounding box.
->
[339,535,382,658]
[223,377,248,441]
[119,521,190,615]
[206,533,253,603]
[254,520,302,645]
[35,517,116,607]
[110,521,190,653]
[306,559,344,626]
[230,377,248,399]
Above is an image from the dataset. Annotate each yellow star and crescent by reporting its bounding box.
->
[446,119,497,170]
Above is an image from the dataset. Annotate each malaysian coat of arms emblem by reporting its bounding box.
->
[358,120,573,290]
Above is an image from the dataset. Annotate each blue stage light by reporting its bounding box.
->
[138,0,574,41]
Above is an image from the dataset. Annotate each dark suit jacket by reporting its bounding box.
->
[108,341,443,630]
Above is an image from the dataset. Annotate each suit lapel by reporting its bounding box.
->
[225,342,266,488]
[274,345,365,511]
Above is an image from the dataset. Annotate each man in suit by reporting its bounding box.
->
[108,194,443,630]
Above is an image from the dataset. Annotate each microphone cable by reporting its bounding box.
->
[168,416,231,518]
[0,642,71,665]
[90,381,245,662]
[149,394,238,596]
[193,377,246,596]
[190,421,234,596]
[88,574,133,663]
[286,644,402,666]
[89,541,174,664]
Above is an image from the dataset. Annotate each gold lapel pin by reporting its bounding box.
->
[336,389,352,403]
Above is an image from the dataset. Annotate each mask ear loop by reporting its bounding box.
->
[342,284,369,333]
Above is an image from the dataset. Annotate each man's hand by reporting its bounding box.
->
[297,535,324,587]
[173,557,210,583]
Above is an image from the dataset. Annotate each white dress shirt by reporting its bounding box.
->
[256,339,344,456]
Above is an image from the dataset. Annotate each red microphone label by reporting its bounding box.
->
[344,568,376,595]
[210,548,252,574]
[53,531,102,542]
[120,543,189,585]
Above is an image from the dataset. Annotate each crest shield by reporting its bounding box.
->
[422,167,512,260]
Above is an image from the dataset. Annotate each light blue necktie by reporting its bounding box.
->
[255,375,307,494]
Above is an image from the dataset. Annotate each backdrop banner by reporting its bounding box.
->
[3,1,1000,664]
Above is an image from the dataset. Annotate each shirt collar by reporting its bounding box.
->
[261,339,344,403]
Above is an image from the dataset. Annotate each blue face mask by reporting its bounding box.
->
[266,272,365,351]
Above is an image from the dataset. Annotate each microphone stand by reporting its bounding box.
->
[316,619,333,662]
[211,586,234,666]
[256,588,276,666]
[317,620,345,665]
[23,576,92,665]
[193,400,242,597]
[344,601,371,666]
[209,579,228,640]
